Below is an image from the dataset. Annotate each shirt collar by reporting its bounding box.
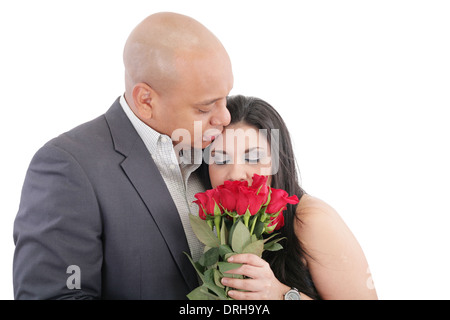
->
[120,94,168,157]
[119,94,202,169]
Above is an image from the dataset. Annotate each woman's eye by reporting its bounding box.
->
[245,158,260,164]
[214,159,229,165]
[212,154,230,165]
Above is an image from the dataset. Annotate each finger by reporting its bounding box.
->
[224,263,261,279]
[227,253,268,267]
[227,289,267,300]
[221,277,261,292]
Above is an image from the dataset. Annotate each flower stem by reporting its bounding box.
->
[214,216,221,243]
[243,209,251,228]
[249,215,258,235]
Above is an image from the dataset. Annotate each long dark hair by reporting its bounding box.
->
[199,95,320,299]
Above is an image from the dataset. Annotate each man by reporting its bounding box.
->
[13,12,233,299]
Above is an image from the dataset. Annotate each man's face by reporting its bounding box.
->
[149,51,234,149]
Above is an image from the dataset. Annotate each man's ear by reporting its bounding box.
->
[132,82,155,120]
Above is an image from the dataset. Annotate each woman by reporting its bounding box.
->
[199,95,377,300]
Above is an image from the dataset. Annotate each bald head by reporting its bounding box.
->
[122,12,233,149]
[123,12,229,98]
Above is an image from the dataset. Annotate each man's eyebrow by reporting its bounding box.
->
[195,97,224,106]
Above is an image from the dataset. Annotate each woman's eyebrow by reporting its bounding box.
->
[244,147,264,153]
[211,149,227,156]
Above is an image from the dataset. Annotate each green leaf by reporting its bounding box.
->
[218,262,243,279]
[214,201,222,216]
[183,252,205,282]
[213,269,225,288]
[203,283,228,300]
[202,269,228,300]
[187,286,219,300]
[219,244,233,259]
[263,233,280,243]
[264,223,277,234]
[242,239,264,257]
[264,242,283,251]
[264,237,286,251]
[199,247,220,267]
[252,220,265,238]
[186,286,206,300]
[189,214,220,248]
[227,216,240,244]
[231,220,251,253]
[203,268,215,283]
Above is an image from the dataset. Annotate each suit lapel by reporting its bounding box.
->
[105,98,198,291]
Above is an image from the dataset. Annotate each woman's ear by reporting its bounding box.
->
[132,82,154,120]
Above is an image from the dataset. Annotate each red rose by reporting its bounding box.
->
[250,174,270,204]
[215,180,246,212]
[235,186,267,216]
[250,174,269,194]
[193,188,222,220]
[267,211,285,232]
[222,180,248,192]
[216,187,236,212]
[265,188,299,215]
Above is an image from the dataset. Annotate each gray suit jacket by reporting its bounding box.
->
[13,98,199,299]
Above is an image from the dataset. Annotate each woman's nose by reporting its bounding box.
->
[227,163,248,182]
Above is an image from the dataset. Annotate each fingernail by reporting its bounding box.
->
[228,256,234,262]
[221,278,229,285]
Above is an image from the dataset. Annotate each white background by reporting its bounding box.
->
[1,0,449,300]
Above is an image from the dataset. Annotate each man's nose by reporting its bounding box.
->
[210,99,231,127]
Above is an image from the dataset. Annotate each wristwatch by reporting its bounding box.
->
[284,287,301,300]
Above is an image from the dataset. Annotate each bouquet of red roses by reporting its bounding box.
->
[185,174,299,300]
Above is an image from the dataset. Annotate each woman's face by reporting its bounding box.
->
[208,122,272,188]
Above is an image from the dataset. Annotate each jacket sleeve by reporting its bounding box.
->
[13,143,103,299]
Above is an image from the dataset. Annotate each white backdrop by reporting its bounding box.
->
[1,0,449,300]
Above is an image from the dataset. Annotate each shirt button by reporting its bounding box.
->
[169,164,176,170]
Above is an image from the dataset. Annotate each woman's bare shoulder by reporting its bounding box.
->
[293,194,378,299]
[295,194,341,222]
[294,194,355,250]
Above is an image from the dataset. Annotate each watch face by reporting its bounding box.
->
[285,289,301,300]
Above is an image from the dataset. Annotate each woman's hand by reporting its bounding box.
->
[220,253,291,300]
